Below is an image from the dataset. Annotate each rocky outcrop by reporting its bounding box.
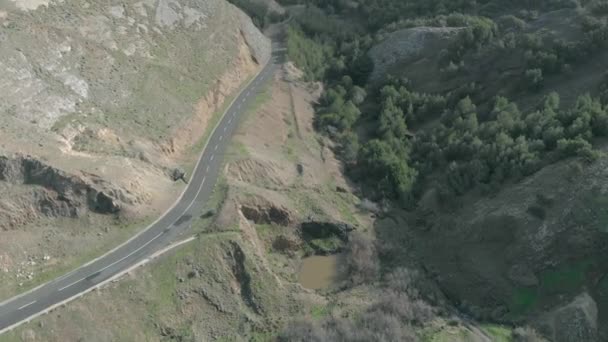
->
[368,27,462,81]
[1,156,119,213]
[226,241,261,315]
[0,155,123,228]
[537,293,598,342]
[238,194,295,226]
[89,190,121,214]
[241,203,293,226]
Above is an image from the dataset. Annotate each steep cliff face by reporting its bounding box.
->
[0,154,128,229]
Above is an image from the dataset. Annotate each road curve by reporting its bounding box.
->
[0,41,281,334]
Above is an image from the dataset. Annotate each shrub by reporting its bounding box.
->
[556,137,593,158]
[279,313,419,342]
[343,232,379,284]
[497,15,527,32]
[279,290,427,342]
[340,131,360,163]
[278,319,328,342]
[386,267,423,297]
[370,291,434,326]
[524,68,544,91]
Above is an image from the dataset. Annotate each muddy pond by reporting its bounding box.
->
[298,254,342,289]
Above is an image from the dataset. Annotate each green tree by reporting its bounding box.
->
[379,97,408,139]
[524,68,544,91]
[570,93,608,137]
[492,96,523,134]
[350,86,367,105]
[557,137,597,161]
[358,140,417,199]
[544,92,561,112]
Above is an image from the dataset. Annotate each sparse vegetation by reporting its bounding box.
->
[342,232,379,284]
[279,267,435,342]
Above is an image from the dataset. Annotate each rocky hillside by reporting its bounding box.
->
[0,155,123,229]
[0,0,269,298]
[379,148,608,339]
[0,0,269,210]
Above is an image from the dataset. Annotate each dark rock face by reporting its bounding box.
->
[226,241,261,315]
[88,190,121,214]
[241,204,293,226]
[35,189,80,218]
[300,221,356,242]
[0,154,121,219]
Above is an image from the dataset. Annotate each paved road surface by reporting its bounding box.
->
[0,41,282,334]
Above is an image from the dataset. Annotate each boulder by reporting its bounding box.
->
[88,190,121,214]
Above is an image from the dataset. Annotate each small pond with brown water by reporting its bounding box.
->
[297,254,343,289]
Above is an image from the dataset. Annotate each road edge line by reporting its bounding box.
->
[0,236,197,336]
[0,44,271,309]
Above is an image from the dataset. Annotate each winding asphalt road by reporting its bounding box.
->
[0,41,282,335]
